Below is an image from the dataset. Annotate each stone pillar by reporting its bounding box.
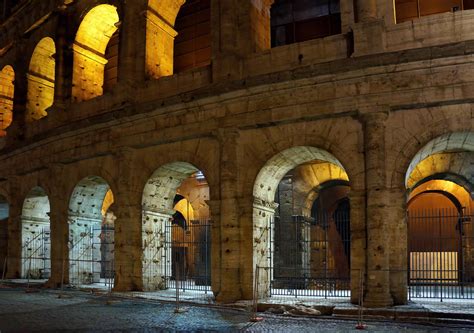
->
[46,197,68,287]
[52,12,74,110]
[252,198,277,299]
[141,209,173,291]
[6,43,28,144]
[71,44,109,102]
[118,1,147,86]
[211,0,274,81]
[361,111,393,307]
[214,128,242,302]
[145,8,178,79]
[355,0,377,22]
[113,148,143,291]
[6,179,22,278]
[349,189,366,305]
[388,187,408,305]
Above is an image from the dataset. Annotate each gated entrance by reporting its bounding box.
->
[408,208,474,300]
[69,225,114,286]
[165,219,211,292]
[269,201,351,298]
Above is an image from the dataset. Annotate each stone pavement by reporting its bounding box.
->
[0,288,474,332]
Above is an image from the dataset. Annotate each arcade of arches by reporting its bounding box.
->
[0,0,473,310]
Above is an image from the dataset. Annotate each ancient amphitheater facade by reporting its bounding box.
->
[0,0,473,308]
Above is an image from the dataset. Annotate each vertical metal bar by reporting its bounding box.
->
[439,208,443,302]
[324,211,328,299]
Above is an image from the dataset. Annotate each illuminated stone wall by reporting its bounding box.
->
[0,0,472,309]
[0,66,14,135]
[26,37,55,122]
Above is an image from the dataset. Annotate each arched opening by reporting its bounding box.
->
[253,146,351,298]
[26,37,55,122]
[21,187,50,280]
[0,65,14,136]
[146,0,211,78]
[72,4,120,102]
[173,0,211,73]
[395,0,474,23]
[68,176,115,286]
[142,163,211,295]
[271,0,341,48]
[0,195,8,278]
[406,132,474,300]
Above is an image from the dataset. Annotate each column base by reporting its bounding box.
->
[364,291,393,308]
[215,289,241,304]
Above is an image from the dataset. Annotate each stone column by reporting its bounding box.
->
[145,8,178,79]
[6,178,22,278]
[46,198,68,287]
[388,187,408,305]
[119,1,147,85]
[141,209,173,291]
[355,0,377,22]
[113,148,143,291]
[214,128,242,302]
[349,189,366,305]
[211,0,274,81]
[361,111,393,307]
[6,43,28,145]
[52,12,74,110]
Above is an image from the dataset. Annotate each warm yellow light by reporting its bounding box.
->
[145,0,184,78]
[174,197,195,222]
[0,65,14,135]
[101,189,114,216]
[26,37,55,122]
[72,4,119,102]
[409,179,472,209]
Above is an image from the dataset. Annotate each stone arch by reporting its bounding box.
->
[21,186,51,279]
[390,115,474,190]
[411,173,474,199]
[403,132,474,299]
[0,65,14,136]
[173,0,211,73]
[252,145,351,297]
[72,4,120,102]
[253,146,346,204]
[26,37,55,122]
[405,132,474,189]
[141,161,211,291]
[145,0,185,78]
[68,176,114,285]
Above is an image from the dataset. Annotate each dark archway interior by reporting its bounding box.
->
[271,0,341,47]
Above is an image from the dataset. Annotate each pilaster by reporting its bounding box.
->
[214,128,242,302]
[360,109,393,307]
[113,147,143,291]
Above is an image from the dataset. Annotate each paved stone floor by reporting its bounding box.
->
[0,288,473,332]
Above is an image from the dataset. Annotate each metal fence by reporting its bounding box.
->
[69,225,114,287]
[408,207,474,300]
[268,208,351,298]
[164,219,211,293]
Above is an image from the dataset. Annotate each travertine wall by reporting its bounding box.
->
[0,0,472,308]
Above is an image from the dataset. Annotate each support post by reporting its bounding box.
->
[360,110,393,308]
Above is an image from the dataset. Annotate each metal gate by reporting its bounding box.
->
[408,208,474,300]
[69,225,114,286]
[22,226,50,279]
[164,219,211,292]
[270,208,351,297]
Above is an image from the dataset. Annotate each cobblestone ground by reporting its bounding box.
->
[0,289,473,332]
